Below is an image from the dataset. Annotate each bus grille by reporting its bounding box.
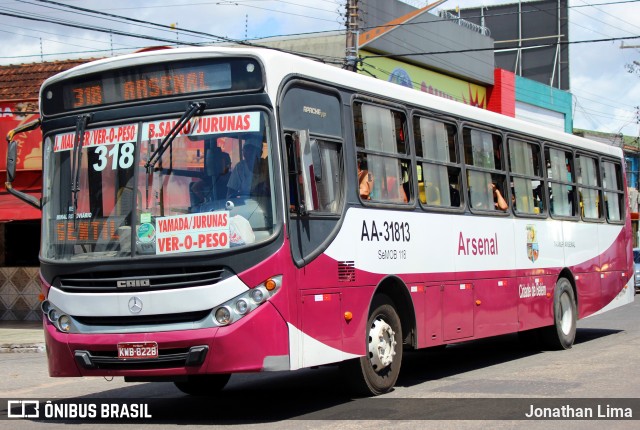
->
[55,266,229,293]
[73,309,212,326]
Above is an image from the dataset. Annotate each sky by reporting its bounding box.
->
[0,0,639,138]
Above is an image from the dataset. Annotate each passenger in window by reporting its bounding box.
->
[227,136,263,198]
[470,182,507,211]
[491,183,508,211]
[447,186,459,207]
[385,176,408,203]
[449,175,461,207]
[358,157,373,200]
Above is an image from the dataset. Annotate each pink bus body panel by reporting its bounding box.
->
[42,218,633,378]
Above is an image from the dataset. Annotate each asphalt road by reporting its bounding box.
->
[1,297,639,429]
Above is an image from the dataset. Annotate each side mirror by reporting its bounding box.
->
[6,140,17,183]
[5,119,42,209]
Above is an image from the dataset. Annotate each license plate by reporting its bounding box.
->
[117,342,158,359]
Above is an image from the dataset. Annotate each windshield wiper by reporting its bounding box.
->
[68,114,91,224]
[144,101,205,174]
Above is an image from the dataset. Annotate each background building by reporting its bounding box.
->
[0,60,88,321]
[0,0,635,319]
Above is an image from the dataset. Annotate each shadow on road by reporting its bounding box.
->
[19,327,622,423]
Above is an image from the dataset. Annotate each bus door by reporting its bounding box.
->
[279,85,345,265]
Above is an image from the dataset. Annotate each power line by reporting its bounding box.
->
[0,10,204,46]
[26,0,243,44]
[361,35,640,59]
[0,3,347,64]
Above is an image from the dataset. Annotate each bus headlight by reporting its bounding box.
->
[214,307,232,325]
[41,300,51,314]
[235,299,249,315]
[57,315,72,332]
[211,275,282,326]
[250,288,265,304]
[48,308,60,322]
[43,300,75,333]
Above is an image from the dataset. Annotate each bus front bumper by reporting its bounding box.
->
[44,301,290,378]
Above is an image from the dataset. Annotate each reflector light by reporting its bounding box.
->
[265,279,277,291]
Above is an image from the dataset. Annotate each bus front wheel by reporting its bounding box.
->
[340,295,403,396]
[174,374,231,396]
[541,277,577,350]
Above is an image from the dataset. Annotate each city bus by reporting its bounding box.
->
[6,47,635,396]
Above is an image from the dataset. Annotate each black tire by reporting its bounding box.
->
[340,295,403,396]
[540,277,577,350]
[174,374,231,396]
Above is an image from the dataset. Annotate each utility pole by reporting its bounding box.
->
[620,42,640,75]
[344,0,359,72]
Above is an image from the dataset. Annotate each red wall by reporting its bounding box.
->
[487,69,516,117]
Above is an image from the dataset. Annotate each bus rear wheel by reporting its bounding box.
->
[340,295,403,396]
[541,277,577,350]
[174,374,231,396]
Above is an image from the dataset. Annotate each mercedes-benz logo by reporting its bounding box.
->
[128,296,143,314]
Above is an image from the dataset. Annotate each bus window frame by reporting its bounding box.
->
[460,122,510,216]
[543,142,579,221]
[600,157,626,225]
[505,134,547,219]
[352,98,414,208]
[288,132,345,218]
[278,80,347,220]
[412,112,464,213]
[575,150,604,223]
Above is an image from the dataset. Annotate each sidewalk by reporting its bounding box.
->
[0,321,45,353]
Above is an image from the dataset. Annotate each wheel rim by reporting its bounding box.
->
[559,291,573,335]
[368,317,397,372]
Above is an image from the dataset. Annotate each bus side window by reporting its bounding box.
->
[287,131,343,214]
[354,102,412,204]
[463,128,507,212]
[602,160,624,222]
[413,117,461,208]
[414,116,461,208]
[546,147,577,218]
[508,138,544,215]
[576,153,602,221]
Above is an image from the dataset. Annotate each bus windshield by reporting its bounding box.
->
[41,110,276,261]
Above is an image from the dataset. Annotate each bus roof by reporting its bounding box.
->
[42,46,622,159]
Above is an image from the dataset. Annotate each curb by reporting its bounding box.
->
[0,343,46,353]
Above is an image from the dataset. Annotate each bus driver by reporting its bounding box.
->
[227,136,263,198]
